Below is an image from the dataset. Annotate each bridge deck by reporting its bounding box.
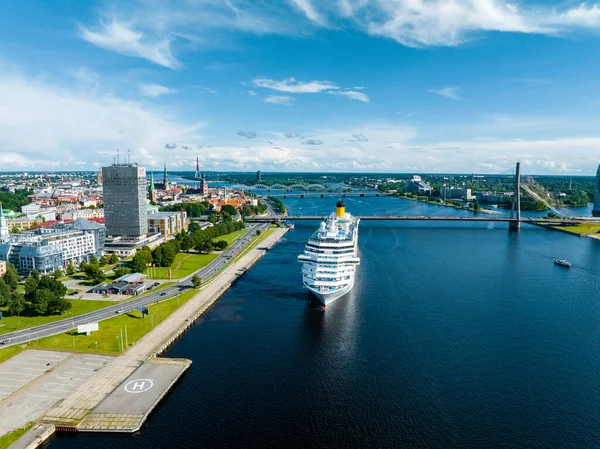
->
[248,216,595,224]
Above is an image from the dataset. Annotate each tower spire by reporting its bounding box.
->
[163,162,168,187]
[195,152,200,179]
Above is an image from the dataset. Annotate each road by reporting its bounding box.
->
[0,223,269,347]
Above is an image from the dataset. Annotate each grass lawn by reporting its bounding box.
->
[555,223,600,235]
[0,344,26,364]
[213,229,247,246]
[16,288,199,355]
[146,252,218,280]
[0,299,116,336]
[0,422,33,449]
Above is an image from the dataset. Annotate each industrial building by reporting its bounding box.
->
[92,272,147,295]
[102,162,148,237]
[406,175,433,195]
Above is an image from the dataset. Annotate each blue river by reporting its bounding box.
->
[50,196,600,448]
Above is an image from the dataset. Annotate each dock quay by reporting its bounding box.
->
[9,227,288,448]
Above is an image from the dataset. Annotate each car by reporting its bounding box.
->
[160,292,167,296]
[1,339,12,345]
[153,282,160,287]
[116,309,124,314]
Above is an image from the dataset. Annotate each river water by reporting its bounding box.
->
[49,196,600,448]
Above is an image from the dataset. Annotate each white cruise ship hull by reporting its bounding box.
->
[306,276,354,306]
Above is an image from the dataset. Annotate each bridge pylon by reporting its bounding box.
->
[509,162,521,232]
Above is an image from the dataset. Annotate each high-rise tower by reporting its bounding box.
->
[593,164,600,217]
[195,153,200,179]
[163,162,168,187]
[102,162,148,236]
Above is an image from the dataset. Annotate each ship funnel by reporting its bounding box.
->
[336,200,345,218]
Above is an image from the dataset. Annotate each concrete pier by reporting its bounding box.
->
[10,227,288,448]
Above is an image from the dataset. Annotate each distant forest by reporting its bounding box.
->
[0,188,32,212]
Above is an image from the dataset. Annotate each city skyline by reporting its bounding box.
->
[2,1,600,174]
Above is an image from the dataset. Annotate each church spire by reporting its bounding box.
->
[163,162,168,187]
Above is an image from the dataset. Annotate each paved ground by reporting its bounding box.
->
[80,360,190,432]
[0,350,112,437]
[62,280,168,301]
[42,227,288,428]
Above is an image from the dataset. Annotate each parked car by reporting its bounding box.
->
[160,292,167,296]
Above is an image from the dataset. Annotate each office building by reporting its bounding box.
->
[440,187,475,201]
[148,210,188,239]
[102,163,148,236]
[0,206,8,242]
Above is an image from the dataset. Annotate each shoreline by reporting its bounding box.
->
[389,194,503,215]
[12,227,289,448]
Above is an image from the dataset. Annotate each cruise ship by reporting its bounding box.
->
[298,201,360,306]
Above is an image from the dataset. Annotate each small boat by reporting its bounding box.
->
[554,258,571,268]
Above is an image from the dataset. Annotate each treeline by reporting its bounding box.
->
[161,201,211,218]
[268,197,286,214]
[130,221,245,272]
[0,266,71,317]
[0,188,33,212]
[240,202,267,217]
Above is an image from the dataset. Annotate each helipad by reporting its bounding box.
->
[78,358,191,432]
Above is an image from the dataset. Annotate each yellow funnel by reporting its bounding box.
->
[336,200,345,217]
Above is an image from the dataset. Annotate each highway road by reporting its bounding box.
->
[0,223,269,347]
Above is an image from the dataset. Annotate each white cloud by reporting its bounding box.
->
[79,17,179,69]
[0,68,202,169]
[194,86,217,94]
[288,0,325,25]
[253,77,338,93]
[427,87,460,100]
[140,83,174,97]
[247,90,258,96]
[329,90,370,102]
[264,95,294,105]
[303,139,324,145]
[237,130,257,139]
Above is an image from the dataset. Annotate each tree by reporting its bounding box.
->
[3,263,19,291]
[66,263,76,276]
[221,205,237,216]
[0,279,10,307]
[7,291,25,318]
[99,256,108,267]
[79,260,89,272]
[188,221,200,233]
[214,240,228,251]
[31,289,53,315]
[114,267,130,278]
[109,254,119,264]
[24,275,39,300]
[256,229,262,236]
[208,214,218,224]
[31,269,40,281]
[84,264,105,284]
[47,295,72,315]
[53,268,63,280]
[192,274,202,289]
[89,255,99,266]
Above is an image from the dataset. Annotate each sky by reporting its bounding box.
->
[2,1,600,175]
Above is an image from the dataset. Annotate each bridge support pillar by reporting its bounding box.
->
[509,161,521,232]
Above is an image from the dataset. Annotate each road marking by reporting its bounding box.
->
[124,378,154,394]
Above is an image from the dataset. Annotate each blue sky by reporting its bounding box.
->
[2,0,600,174]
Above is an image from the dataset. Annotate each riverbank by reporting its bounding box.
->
[391,194,503,215]
[9,227,288,448]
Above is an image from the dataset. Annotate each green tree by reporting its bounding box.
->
[3,263,19,291]
[113,267,130,278]
[188,221,200,233]
[221,205,237,216]
[24,275,39,300]
[84,264,105,284]
[53,268,63,280]
[31,289,53,315]
[89,255,99,266]
[7,291,25,318]
[192,274,202,289]
[109,254,119,264]
[214,240,228,251]
[0,279,10,307]
[47,295,72,315]
[79,260,89,272]
[31,269,40,281]
[256,229,262,236]
[99,255,108,267]
[66,263,76,276]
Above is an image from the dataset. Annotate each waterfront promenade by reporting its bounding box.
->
[11,227,288,447]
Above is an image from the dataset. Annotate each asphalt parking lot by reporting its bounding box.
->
[0,350,112,437]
